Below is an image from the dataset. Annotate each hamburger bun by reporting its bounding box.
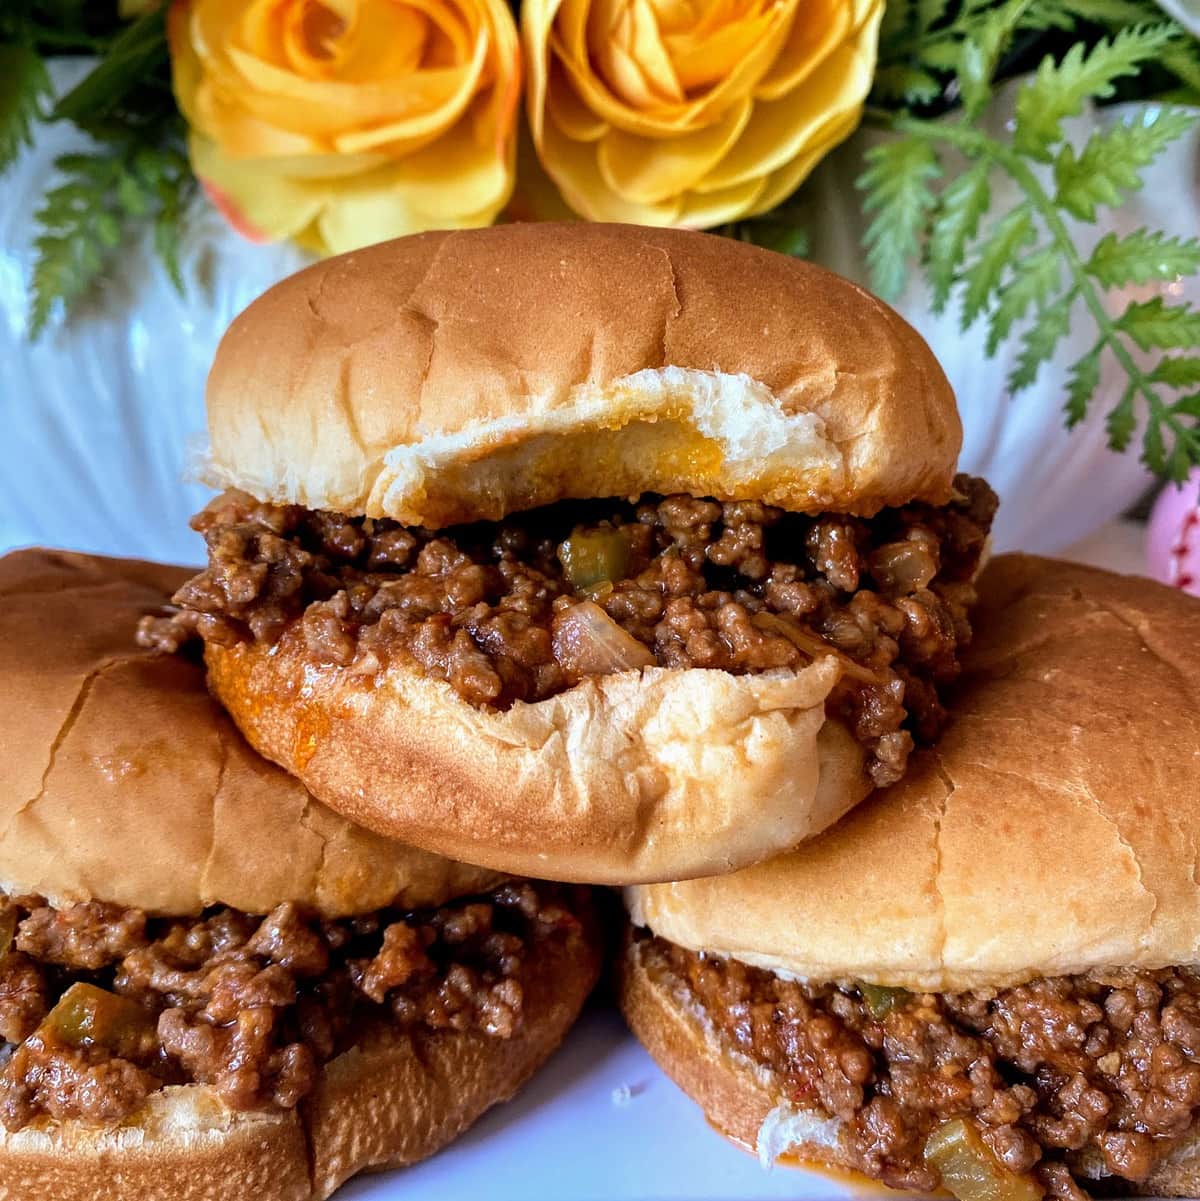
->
[618,933,1200,1198]
[626,554,1200,990]
[189,224,974,884]
[205,635,869,884]
[0,547,502,915]
[201,223,962,528]
[0,548,602,1196]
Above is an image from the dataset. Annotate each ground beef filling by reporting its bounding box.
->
[146,478,996,788]
[0,882,586,1131]
[644,935,1200,1199]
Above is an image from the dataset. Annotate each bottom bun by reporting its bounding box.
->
[0,914,601,1201]
[618,936,1199,1198]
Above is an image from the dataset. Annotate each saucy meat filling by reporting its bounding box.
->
[643,934,1200,1200]
[0,882,588,1131]
[147,477,996,787]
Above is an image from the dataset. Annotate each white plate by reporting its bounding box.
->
[341,1006,866,1201]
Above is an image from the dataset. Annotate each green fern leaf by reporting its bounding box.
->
[1008,294,1074,392]
[1087,228,1200,287]
[1054,108,1197,221]
[872,65,943,106]
[986,247,1062,353]
[960,205,1036,329]
[858,138,942,303]
[926,161,991,313]
[1109,384,1140,454]
[0,45,51,173]
[1116,298,1200,351]
[1013,25,1178,161]
[1064,352,1101,426]
[1152,358,1200,387]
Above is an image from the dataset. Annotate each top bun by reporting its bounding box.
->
[202,223,961,526]
[0,549,503,916]
[627,555,1200,991]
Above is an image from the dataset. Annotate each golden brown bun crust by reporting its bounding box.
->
[0,549,503,916]
[618,935,1200,1197]
[203,223,961,526]
[0,900,602,1201]
[627,555,1200,990]
[205,634,870,885]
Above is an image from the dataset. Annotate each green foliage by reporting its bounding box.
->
[723,212,810,259]
[864,0,1200,477]
[1,4,193,335]
[927,161,991,311]
[985,245,1061,353]
[0,45,50,172]
[1054,107,1196,220]
[1064,350,1101,425]
[1008,292,1074,391]
[1117,299,1200,351]
[859,138,942,302]
[29,139,192,336]
[1087,229,1200,287]
[960,205,1036,327]
[1013,25,1177,160]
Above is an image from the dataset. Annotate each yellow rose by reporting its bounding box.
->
[522,0,882,227]
[168,0,521,254]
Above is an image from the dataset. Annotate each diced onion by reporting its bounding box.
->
[869,540,938,592]
[551,602,655,680]
[925,1119,1044,1201]
[751,612,880,684]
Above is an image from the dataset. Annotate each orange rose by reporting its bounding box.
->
[169,0,521,254]
[522,0,882,226]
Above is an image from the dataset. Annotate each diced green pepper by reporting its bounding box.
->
[0,907,14,962]
[41,982,155,1059]
[859,982,910,1019]
[558,527,631,593]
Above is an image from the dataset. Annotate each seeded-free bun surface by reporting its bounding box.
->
[627,555,1200,990]
[202,223,961,527]
[0,549,503,916]
[0,907,602,1200]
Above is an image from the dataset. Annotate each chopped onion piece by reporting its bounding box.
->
[925,1119,1043,1201]
[869,539,938,592]
[551,602,655,680]
[750,612,880,684]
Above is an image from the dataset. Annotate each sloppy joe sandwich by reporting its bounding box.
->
[0,549,601,1201]
[152,222,996,884]
[621,554,1200,1199]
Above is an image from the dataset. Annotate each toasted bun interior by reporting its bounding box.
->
[203,224,961,526]
[626,555,1200,990]
[0,901,602,1201]
[0,549,503,915]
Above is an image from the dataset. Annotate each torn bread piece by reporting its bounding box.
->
[160,223,997,884]
[0,549,602,1199]
[622,555,1200,1199]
